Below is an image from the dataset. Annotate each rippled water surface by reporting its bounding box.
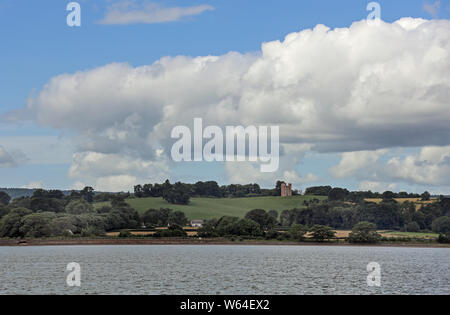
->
[0,245,448,295]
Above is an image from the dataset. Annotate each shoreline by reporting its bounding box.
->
[0,238,449,248]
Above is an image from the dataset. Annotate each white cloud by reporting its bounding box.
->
[331,146,450,189]
[99,1,214,25]
[330,149,387,178]
[387,146,450,186]
[8,18,450,189]
[359,181,397,193]
[68,151,170,192]
[0,146,16,167]
[94,175,141,192]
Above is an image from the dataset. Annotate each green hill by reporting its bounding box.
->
[96,195,326,220]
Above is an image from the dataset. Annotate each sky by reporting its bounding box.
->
[0,0,450,194]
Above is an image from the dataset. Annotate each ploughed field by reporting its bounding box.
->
[95,195,327,220]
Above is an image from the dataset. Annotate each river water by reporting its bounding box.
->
[0,245,448,295]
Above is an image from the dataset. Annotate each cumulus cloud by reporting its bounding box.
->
[99,1,214,25]
[68,151,170,191]
[0,146,16,167]
[10,18,450,188]
[331,146,450,188]
[330,149,387,178]
[386,146,450,186]
[359,181,397,193]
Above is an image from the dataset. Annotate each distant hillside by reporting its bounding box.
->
[95,195,327,220]
[0,188,74,200]
[0,188,37,199]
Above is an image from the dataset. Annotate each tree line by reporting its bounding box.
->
[0,188,140,238]
[133,180,301,205]
[305,186,433,201]
[1,186,449,243]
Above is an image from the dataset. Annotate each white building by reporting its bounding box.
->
[190,220,204,228]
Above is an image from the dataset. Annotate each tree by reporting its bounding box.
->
[431,216,450,234]
[382,191,396,200]
[0,192,11,206]
[198,219,219,238]
[142,209,161,226]
[50,215,78,236]
[400,201,416,224]
[168,211,188,226]
[268,210,279,221]
[163,182,190,205]
[80,186,95,203]
[19,212,56,238]
[0,208,33,238]
[405,221,420,233]
[154,224,187,237]
[216,216,240,236]
[134,185,144,198]
[275,181,284,196]
[309,225,336,242]
[328,188,349,201]
[357,201,402,229]
[245,209,276,230]
[30,197,65,213]
[421,191,431,201]
[234,219,263,237]
[65,199,94,215]
[289,224,308,241]
[348,222,381,244]
[305,186,332,196]
[0,206,9,220]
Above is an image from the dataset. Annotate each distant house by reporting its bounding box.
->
[190,220,204,228]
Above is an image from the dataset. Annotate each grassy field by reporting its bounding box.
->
[332,230,439,239]
[381,231,439,239]
[96,195,327,220]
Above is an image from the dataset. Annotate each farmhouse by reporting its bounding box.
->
[190,220,204,228]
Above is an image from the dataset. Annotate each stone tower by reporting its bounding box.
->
[281,182,292,197]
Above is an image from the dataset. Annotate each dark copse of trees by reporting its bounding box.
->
[134,180,287,204]
[309,225,336,242]
[162,182,191,205]
[154,224,188,238]
[348,222,382,243]
[305,186,333,196]
[304,186,422,201]
[0,192,12,206]
[198,216,263,238]
[279,197,450,232]
[245,209,277,230]
[0,188,140,238]
[142,208,188,227]
[198,210,340,242]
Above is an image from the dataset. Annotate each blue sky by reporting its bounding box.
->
[1,0,449,193]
